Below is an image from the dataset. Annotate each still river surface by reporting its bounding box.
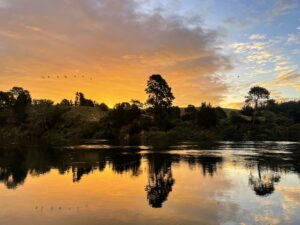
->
[0,141,299,225]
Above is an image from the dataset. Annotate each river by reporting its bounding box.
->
[0,141,299,225]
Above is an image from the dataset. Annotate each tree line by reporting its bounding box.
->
[0,74,299,143]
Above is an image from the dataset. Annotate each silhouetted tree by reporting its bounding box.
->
[241,105,254,116]
[197,103,218,129]
[75,92,94,107]
[10,87,32,106]
[9,87,32,123]
[0,91,13,109]
[130,99,144,109]
[245,86,270,125]
[182,104,197,121]
[60,99,73,106]
[98,103,109,112]
[108,102,141,128]
[266,100,300,123]
[145,74,174,109]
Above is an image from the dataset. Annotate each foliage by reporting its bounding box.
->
[75,92,94,107]
[0,83,299,143]
[97,103,109,112]
[145,74,174,109]
[245,86,270,108]
[60,99,73,106]
[197,103,218,129]
[245,86,270,125]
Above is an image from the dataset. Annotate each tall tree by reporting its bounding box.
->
[245,86,270,125]
[145,74,174,109]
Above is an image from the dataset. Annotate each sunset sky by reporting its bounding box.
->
[0,0,299,108]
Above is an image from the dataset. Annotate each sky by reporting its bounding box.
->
[0,0,299,108]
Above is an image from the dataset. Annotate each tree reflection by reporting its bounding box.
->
[0,141,299,208]
[0,166,28,189]
[0,145,143,188]
[108,152,141,176]
[72,165,94,182]
[248,163,281,196]
[145,154,175,208]
[0,148,31,189]
[186,155,223,176]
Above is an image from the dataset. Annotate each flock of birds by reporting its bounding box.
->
[41,75,93,81]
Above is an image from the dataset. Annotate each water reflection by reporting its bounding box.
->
[0,142,299,200]
[185,155,223,176]
[145,153,175,208]
[0,142,300,225]
[248,163,281,196]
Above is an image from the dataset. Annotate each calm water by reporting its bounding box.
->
[0,141,300,225]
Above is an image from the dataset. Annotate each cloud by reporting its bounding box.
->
[230,41,274,64]
[0,0,232,106]
[277,69,300,82]
[297,27,300,30]
[249,34,266,40]
[271,0,298,17]
[287,34,299,43]
[260,69,300,93]
[223,17,256,28]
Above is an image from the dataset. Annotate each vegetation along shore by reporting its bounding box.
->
[0,74,299,144]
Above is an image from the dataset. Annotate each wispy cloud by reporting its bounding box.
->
[260,69,300,93]
[271,0,298,17]
[287,34,299,44]
[277,70,300,82]
[249,34,266,40]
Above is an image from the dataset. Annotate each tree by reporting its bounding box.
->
[130,99,143,109]
[197,103,218,129]
[75,92,94,107]
[182,104,198,121]
[10,87,32,107]
[0,91,13,109]
[108,102,141,128]
[9,87,32,123]
[145,74,174,109]
[60,99,73,106]
[98,103,109,112]
[32,99,54,106]
[245,86,270,125]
